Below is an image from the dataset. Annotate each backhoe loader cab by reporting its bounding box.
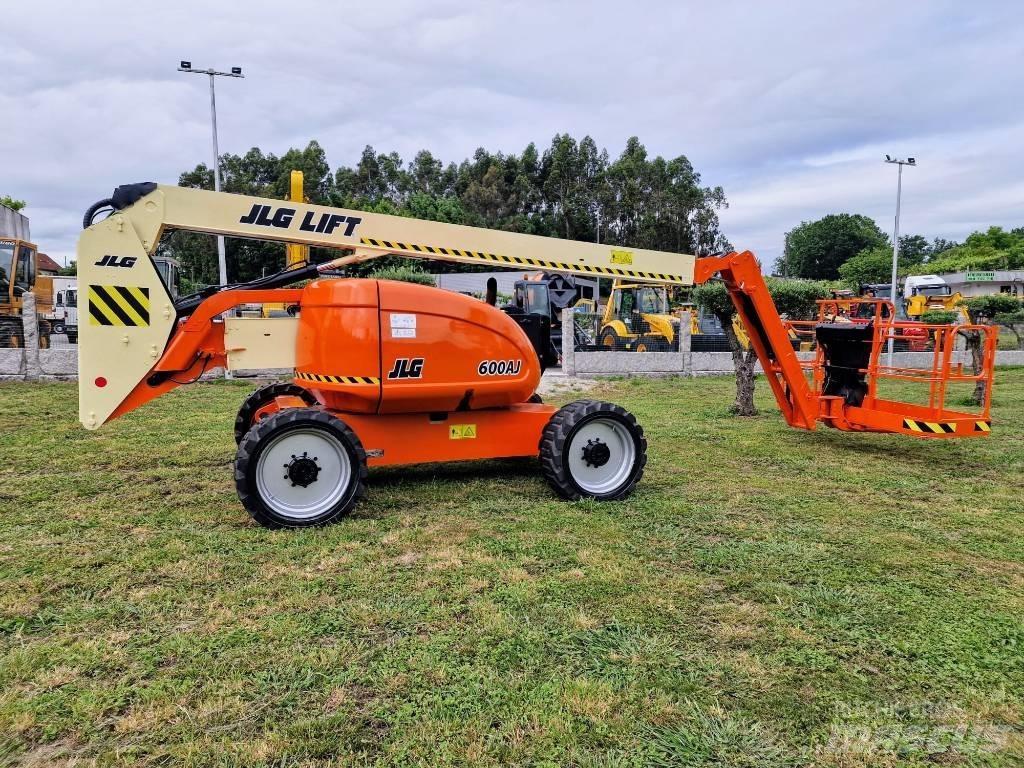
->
[0,237,52,347]
[600,281,677,351]
[76,183,998,529]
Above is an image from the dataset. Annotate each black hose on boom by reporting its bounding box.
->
[82,199,114,229]
[173,262,323,318]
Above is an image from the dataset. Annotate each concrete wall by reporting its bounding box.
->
[0,204,30,240]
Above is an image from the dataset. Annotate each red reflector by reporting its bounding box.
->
[95,377,107,388]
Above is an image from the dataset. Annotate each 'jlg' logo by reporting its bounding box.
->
[239,204,361,236]
[387,358,424,380]
[94,255,137,268]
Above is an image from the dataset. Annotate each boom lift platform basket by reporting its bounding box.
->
[77,184,997,527]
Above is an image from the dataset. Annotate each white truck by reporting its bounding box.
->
[46,276,78,342]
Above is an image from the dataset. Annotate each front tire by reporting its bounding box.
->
[235,409,368,529]
[539,400,647,501]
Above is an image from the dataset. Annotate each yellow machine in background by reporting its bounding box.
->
[0,237,53,347]
[599,280,678,351]
[902,276,971,323]
[261,170,309,318]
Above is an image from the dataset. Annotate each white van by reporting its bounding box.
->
[47,276,78,342]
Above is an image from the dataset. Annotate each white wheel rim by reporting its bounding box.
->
[566,417,637,495]
[255,427,352,520]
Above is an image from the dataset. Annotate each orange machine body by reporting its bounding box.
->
[294,279,541,415]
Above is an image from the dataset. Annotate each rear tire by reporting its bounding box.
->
[637,335,670,352]
[234,382,318,444]
[235,408,367,529]
[539,400,647,501]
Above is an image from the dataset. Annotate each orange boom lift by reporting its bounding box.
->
[77,184,996,528]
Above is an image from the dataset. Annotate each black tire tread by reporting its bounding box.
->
[234,382,317,444]
[539,399,647,501]
[235,408,368,529]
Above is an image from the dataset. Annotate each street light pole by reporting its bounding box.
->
[883,154,916,366]
[178,61,244,288]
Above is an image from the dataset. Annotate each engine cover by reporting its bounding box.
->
[294,279,542,414]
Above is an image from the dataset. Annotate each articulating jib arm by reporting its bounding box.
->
[695,252,818,430]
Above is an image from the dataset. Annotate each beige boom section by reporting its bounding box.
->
[156,185,696,284]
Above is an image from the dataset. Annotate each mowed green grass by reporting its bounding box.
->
[1,371,1022,767]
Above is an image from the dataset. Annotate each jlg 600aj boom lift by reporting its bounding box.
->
[78,184,997,528]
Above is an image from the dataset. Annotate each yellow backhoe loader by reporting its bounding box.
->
[599,280,678,351]
[0,237,53,347]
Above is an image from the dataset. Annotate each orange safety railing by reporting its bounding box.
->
[804,299,996,436]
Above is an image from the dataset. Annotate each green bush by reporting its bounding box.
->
[368,266,436,286]
[919,310,959,325]
[964,294,1022,320]
[693,278,829,321]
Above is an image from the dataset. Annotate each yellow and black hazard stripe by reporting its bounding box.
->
[360,237,681,282]
[902,418,956,434]
[296,371,379,385]
[88,285,150,327]
[903,418,991,434]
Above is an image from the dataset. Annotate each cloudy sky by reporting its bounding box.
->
[3,1,1022,268]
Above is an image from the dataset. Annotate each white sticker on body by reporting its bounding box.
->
[390,313,417,338]
[390,313,417,328]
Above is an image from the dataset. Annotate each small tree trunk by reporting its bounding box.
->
[1008,323,1024,350]
[722,314,758,416]
[960,329,986,405]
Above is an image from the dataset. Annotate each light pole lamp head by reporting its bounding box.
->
[907,157,916,165]
[231,66,243,76]
[179,60,192,70]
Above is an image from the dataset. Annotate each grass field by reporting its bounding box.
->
[1,371,1022,767]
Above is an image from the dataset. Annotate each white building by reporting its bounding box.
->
[940,270,1024,298]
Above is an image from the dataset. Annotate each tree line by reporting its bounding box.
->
[778,213,1024,286]
[163,136,730,288]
